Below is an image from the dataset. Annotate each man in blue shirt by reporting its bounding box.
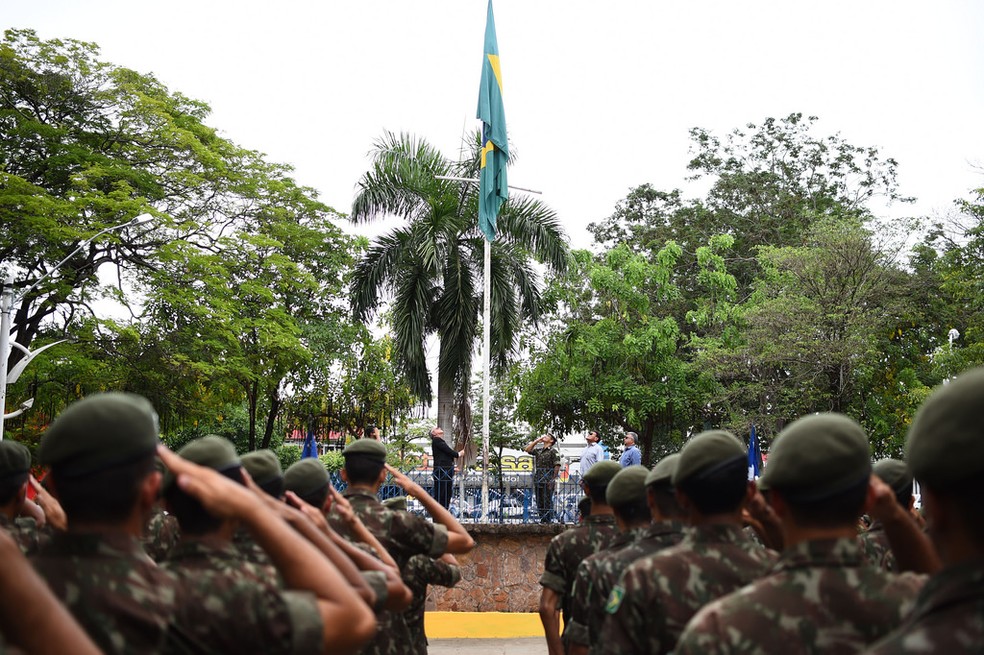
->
[619,432,641,467]
[579,431,604,478]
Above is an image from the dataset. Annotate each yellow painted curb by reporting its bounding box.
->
[426,612,557,639]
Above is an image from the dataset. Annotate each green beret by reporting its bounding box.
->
[582,460,621,485]
[873,459,913,499]
[906,367,984,486]
[0,441,31,483]
[382,496,407,512]
[164,435,240,492]
[761,413,870,502]
[40,392,159,476]
[673,430,745,486]
[241,449,283,485]
[343,439,387,462]
[284,458,330,496]
[606,465,649,508]
[646,453,680,487]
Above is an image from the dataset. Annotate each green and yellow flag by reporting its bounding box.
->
[477,0,508,242]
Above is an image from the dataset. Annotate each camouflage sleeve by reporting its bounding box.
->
[539,538,566,594]
[567,560,594,646]
[674,603,730,655]
[390,512,449,558]
[596,566,651,655]
[280,590,325,655]
[362,570,390,613]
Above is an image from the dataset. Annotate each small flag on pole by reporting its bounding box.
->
[477,0,508,242]
[748,425,761,480]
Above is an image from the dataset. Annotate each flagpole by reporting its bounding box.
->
[481,239,492,522]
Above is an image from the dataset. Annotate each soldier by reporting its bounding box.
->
[382,496,462,655]
[329,439,475,655]
[525,433,561,523]
[162,435,375,653]
[234,448,287,579]
[30,392,188,653]
[567,458,687,655]
[538,459,620,655]
[0,528,101,654]
[677,414,927,654]
[0,440,42,554]
[858,458,914,572]
[599,430,777,655]
[866,367,984,653]
[142,456,180,562]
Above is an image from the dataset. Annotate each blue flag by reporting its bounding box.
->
[476,0,508,241]
[748,425,761,480]
[302,430,318,459]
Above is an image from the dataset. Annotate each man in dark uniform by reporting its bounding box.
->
[0,440,41,554]
[525,433,561,523]
[430,426,463,510]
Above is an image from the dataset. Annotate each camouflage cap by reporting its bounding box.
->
[645,453,680,487]
[382,496,407,512]
[761,413,871,502]
[606,465,649,508]
[163,435,240,492]
[284,458,330,496]
[582,460,621,485]
[906,366,984,486]
[673,430,745,486]
[240,449,283,485]
[342,438,387,462]
[0,440,31,483]
[40,392,159,475]
[873,458,913,498]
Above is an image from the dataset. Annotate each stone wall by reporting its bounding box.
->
[428,523,567,612]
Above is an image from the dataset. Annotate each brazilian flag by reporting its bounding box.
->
[477,0,508,242]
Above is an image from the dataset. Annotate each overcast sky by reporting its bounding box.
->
[6,1,984,250]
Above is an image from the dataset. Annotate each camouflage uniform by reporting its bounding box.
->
[857,521,898,572]
[163,537,324,654]
[31,531,181,654]
[676,537,926,654]
[539,513,618,628]
[533,445,561,522]
[864,560,984,654]
[329,488,450,655]
[233,527,282,585]
[599,522,776,655]
[567,520,687,651]
[141,505,180,563]
[0,513,40,555]
[403,554,462,655]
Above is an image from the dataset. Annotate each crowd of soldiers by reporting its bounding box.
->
[0,393,474,654]
[535,366,984,654]
[1,367,983,653]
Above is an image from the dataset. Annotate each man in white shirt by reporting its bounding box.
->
[579,431,604,479]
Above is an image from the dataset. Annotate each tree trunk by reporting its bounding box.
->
[261,386,282,450]
[436,369,455,437]
[246,379,258,451]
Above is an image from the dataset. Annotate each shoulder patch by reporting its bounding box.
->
[605,585,625,614]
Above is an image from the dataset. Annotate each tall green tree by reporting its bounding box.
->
[349,131,569,443]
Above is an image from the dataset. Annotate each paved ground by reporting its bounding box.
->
[428,638,545,654]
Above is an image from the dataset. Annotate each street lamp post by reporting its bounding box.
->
[0,213,154,440]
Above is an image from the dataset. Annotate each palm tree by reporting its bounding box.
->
[350,131,569,443]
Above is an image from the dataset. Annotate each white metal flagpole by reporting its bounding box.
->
[481,238,491,522]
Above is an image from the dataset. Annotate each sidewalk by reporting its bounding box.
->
[429,638,545,654]
[425,612,547,653]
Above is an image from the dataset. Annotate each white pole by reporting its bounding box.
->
[481,238,491,522]
[0,273,14,441]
